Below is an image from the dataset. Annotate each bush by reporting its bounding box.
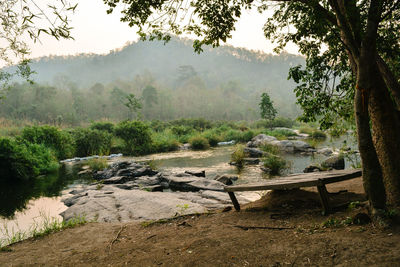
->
[0,138,58,181]
[222,129,242,142]
[20,125,74,160]
[231,144,245,167]
[189,136,210,150]
[171,125,193,136]
[114,121,152,155]
[253,117,296,129]
[260,144,280,155]
[266,129,297,139]
[311,129,327,139]
[202,130,222,147]
[87,158,108,171]
[262,154,290,176]
[90,122,114,133]
[73,128,112,157]
[152,131,180,152]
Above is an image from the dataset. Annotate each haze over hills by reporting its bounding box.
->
[2,38,305,122]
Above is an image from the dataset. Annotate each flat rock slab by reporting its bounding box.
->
[61,185,254,223]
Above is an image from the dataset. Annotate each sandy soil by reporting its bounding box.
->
[1,178,399,267]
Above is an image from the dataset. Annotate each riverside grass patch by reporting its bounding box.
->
[0,214,88,249]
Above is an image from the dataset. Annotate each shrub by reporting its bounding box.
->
[252,117,296,129]
[152,131,180,152]
[189,136,210,150]
[311,129,327,139]
[114,121,152,155]
[222,129,242,142]
[238,130,255,143]
[231,144,245,167]
[87,158,108,171]
[73,128,112,157]
[0,138,58,181]
[260,144,280,155]
[202,130,222,147]
[262,154,290,176]
[265,129,297,139]
[20,125,74,160]
[90,122,114,133]
[171,125,193,136]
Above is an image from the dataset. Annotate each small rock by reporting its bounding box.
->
[185,170,206,177]
[214,175,238,185]
[243,158,260,165]
[322,155,345,170]
[303,165,322,173]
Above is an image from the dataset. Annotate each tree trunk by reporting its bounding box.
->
[368,72,400,207]
[354,88,386,209]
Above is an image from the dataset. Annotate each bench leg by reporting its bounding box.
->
[317,185,331,215]
[228,192,241,211]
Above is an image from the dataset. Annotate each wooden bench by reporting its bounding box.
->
[224,169,362,215]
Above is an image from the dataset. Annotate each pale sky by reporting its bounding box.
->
[27,0,298,59]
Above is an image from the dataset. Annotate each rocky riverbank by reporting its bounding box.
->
[61,161,255,223]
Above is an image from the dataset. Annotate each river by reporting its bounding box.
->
[0,133,358,242]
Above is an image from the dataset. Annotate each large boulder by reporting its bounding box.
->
[322,155,345,170]
[247,134,277,147]
[292,140,314,152]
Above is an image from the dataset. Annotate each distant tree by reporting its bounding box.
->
[124,93,142,120]
[142,85,158,108]
[259,92,277,121]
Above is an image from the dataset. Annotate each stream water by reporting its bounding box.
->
[0,133,358,242]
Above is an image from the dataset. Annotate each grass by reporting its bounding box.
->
[231,144,246,168]
[0,214,88,249]
[189,136,210,150]
[87,158,108,171]
[262,154,290,176]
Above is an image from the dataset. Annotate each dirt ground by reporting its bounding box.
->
[1,177,399,267]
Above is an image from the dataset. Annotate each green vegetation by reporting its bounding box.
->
[0,214,88,249]
[299,126,327,139]
[87,158,108,172]
[20,125,74,160]
[189,136,210,150]
[73,128,112,157]
[231,144,246,168]
[262,154,290,176]
[90,122,115,133]
[0,138,58,181]
[115,121,152,155]
[259,92,277,121]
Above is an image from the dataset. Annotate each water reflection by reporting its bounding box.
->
[0,164,92,218]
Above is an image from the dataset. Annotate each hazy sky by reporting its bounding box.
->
[28,0,298,59]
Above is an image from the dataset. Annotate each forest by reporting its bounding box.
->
[1,38,303,123]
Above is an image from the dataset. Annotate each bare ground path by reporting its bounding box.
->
[1,178,399,267]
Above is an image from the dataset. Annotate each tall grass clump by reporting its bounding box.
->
[189,136,210,150]
[115,120,152,155]
[262,154,290,176]
[87,158,108,171]
[152,130,180,152]
[231,144,246,168]
[73,128,112,157]
[20,125,74,159]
